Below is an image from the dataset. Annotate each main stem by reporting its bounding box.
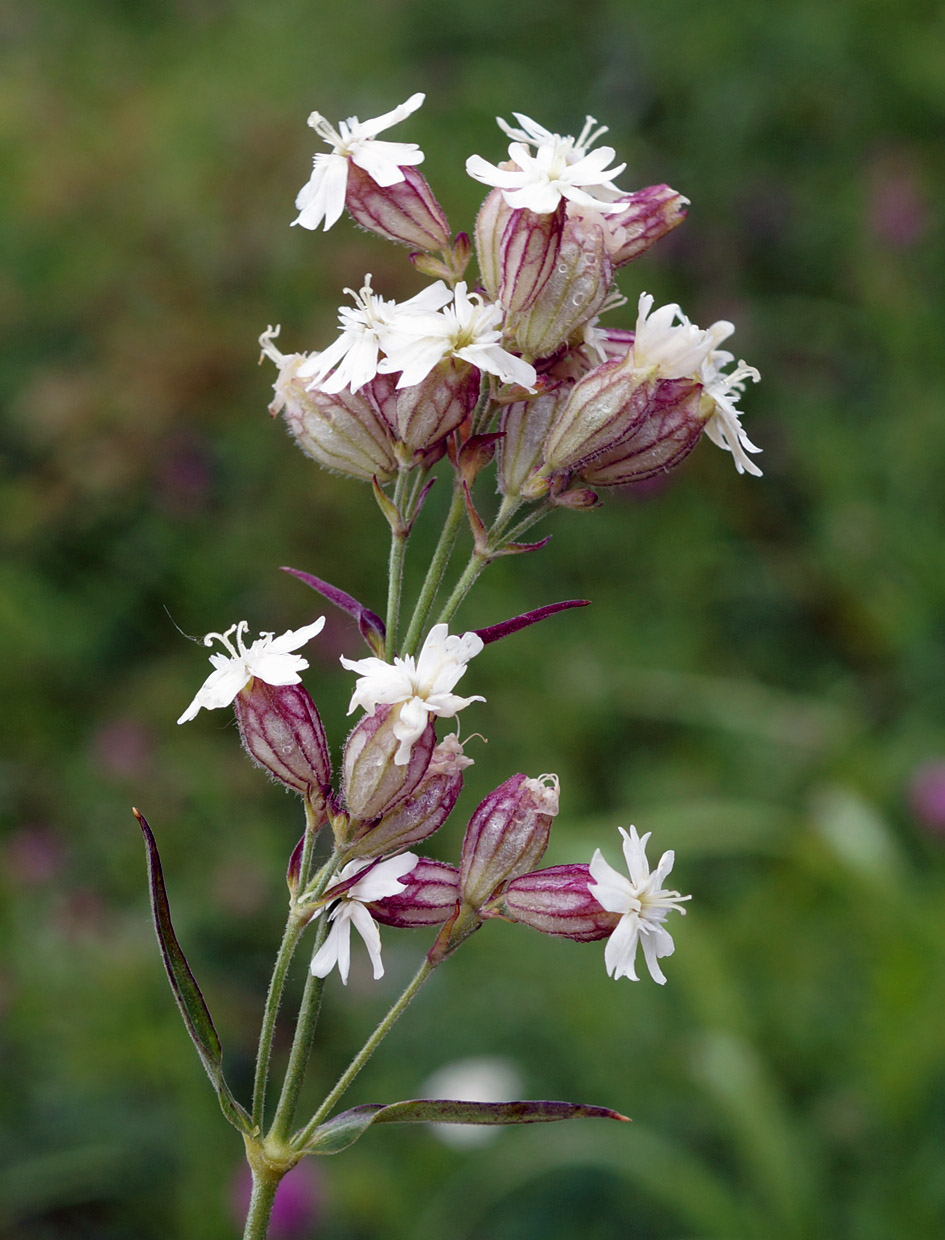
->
[402,477,467,656]
[294,958,435,1148]
[250,802,324,1131]
[384,471,410,657]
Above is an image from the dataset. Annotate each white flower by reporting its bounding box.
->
[380,282,537,391]
[340,623,485,765]
[631,293,762,476]
[294,93,426,232]
[309,853,419,983]
[588,827,690,984]
[297,275,453,394]
[699,342,763,477]
[177,618,325,724]
[466,112,626,215]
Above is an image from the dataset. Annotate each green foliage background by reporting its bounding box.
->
[2,0,944,1235]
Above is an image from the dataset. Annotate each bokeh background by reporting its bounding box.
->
[3,0,944,1236]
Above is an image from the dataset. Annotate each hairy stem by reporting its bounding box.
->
[384,471,410,658]
[250,801,325,1131]
[402,477,467,656]
[293,958,435,1149]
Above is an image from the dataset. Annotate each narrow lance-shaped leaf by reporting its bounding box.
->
[282,566,386,655]
[134,809,251,1133]
[475,599,589,646]
[301,1097,628,1155]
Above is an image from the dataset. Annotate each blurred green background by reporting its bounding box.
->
[2,0,944,1235]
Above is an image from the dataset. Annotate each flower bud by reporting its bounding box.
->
[582,185,688,268]
[578,378,706,485]
[474,187,514,300]
[345,163,451,253]
[497,387,570,499]
[261,332,398,483]
[366,364,479,458]
[507,212,613,361]
[344,734,471,859]
[496,206,564,317]
[233,680,331,807]
[342,703,436,823]
[482,864,619,940]
[460,773,559,910]
[366,857,461,928]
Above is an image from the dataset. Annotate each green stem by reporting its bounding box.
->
[250,912,306,1132]
[293,958,435,1149]
[265,854,340,1144]
[402,477,467,656]
[249,801,325,1132]
[242,1165,281,1240]
[436,548,490,629]
[384,471,410,658]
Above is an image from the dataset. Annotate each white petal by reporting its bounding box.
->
[348,852,418,902]
[310,912,351,982]
[266,617,326,655]
[293,154,349,231]
[392,696,431,764]
[640,928,669,985]
[356,92,425,140]
[588,849,636,914]
[177,662,250,724]
[347,902,385,979]
[603,913,640,980]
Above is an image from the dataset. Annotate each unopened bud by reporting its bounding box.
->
[260,332,398,483]
[366,363,479,458]
[507,213,613,361]
[597,185,689,268]
[541,355,657,476]
[497,388,570,499]
[366,857,461,928]
[460,773,559,910]
[496,206,564,317]
[342,703,436,824]
[474,187,514,301]
[579,378,707,486]
[345,163,451,253]
[482,864,618,940]
[345,734,471,859]
[233,680,331,807]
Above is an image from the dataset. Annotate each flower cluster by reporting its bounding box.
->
[179,617,688,984]
[263,95,760,491]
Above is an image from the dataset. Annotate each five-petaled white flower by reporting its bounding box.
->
[631,293,762,476]
[294,93,426,232]
[588,827,690,984]
[177,618,325,724]
[340,624,485,765]
[380,282,537,391]
[297,275,453,394]
[309,853,419,984]
[466,112,627,215]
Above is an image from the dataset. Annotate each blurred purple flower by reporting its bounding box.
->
[4,825,64,885]
[231,1162,323,1237]
[92,718,154,780]
[867,151,929,250]
[907,761,945,832]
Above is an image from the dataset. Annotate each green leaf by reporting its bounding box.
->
[301,1098,628,1155]
[134,809,251,1133]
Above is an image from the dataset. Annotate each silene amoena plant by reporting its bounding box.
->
[135,91,761,1239]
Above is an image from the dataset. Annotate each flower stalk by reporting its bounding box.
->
[144,91,761,1240]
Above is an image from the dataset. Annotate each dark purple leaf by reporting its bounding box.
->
[301,1098,628,1154]
[134,809,250,1133]
[475,599,589,646]
[282,567,385,655]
